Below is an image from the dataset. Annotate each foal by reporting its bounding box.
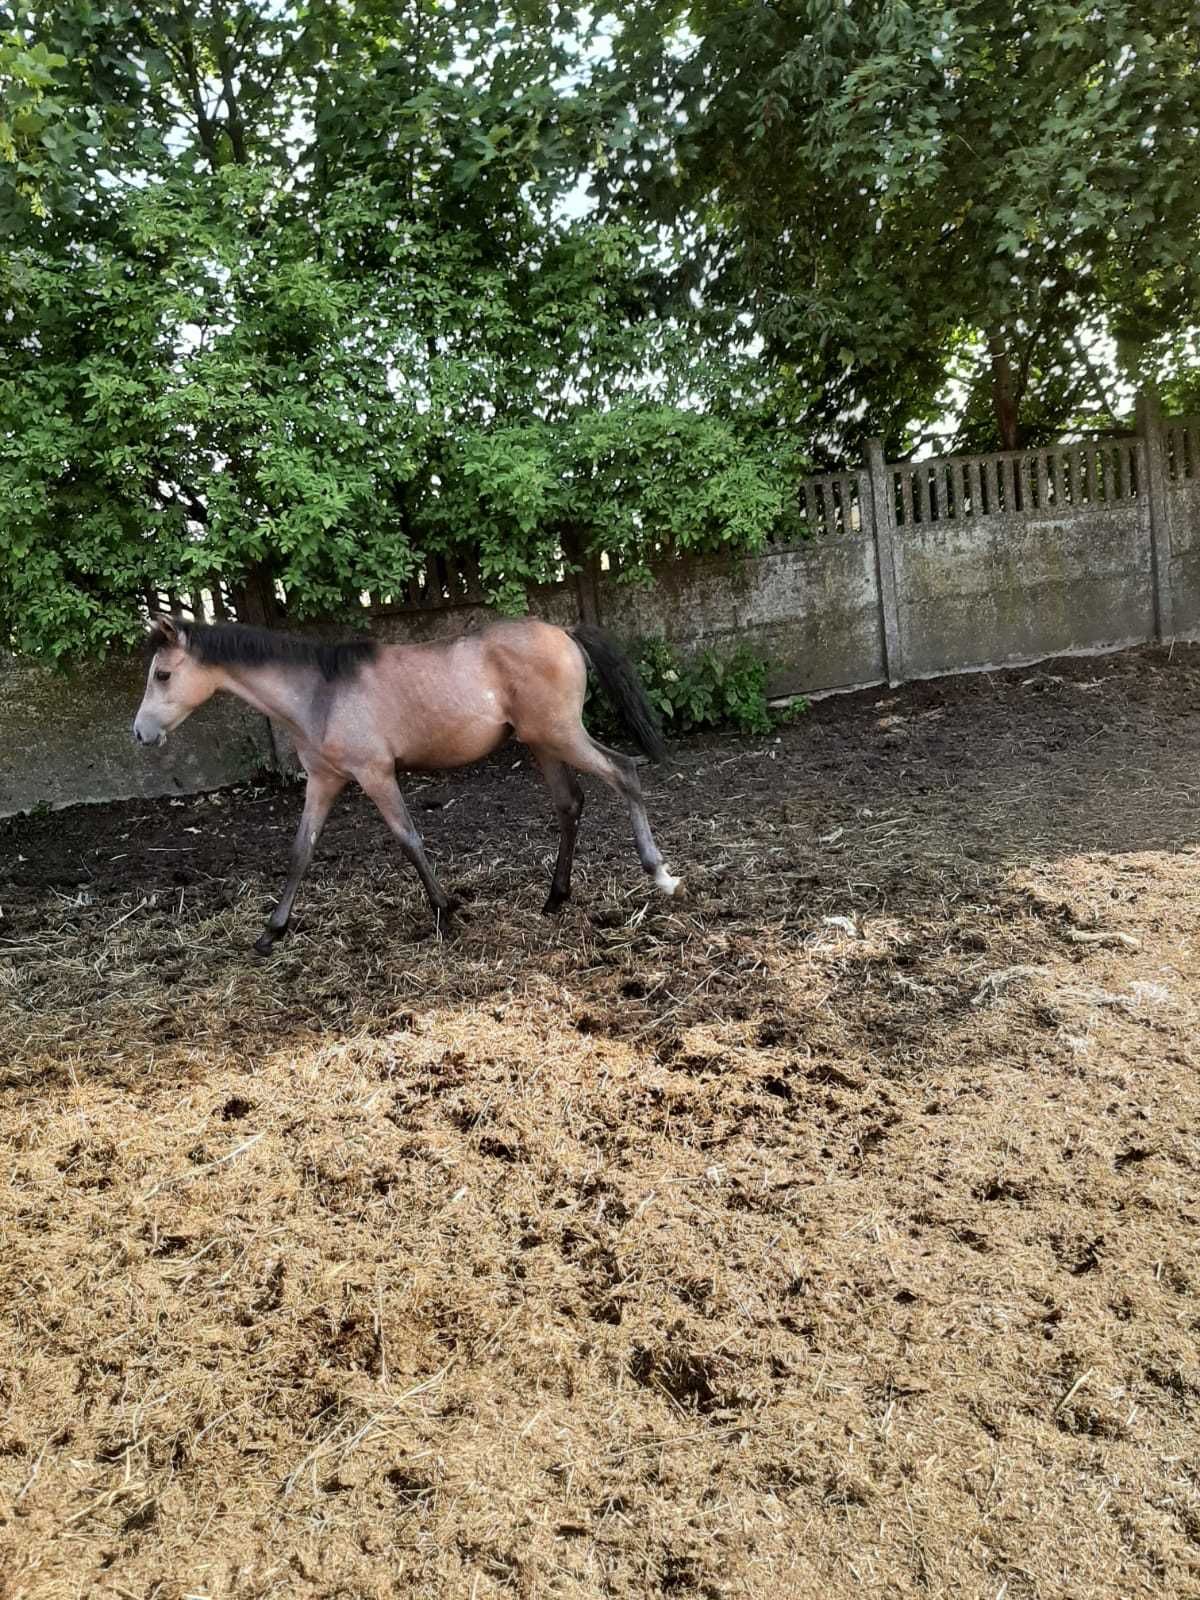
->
[133,616,682,952]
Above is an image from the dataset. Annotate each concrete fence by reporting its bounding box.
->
[4,394,1198,815]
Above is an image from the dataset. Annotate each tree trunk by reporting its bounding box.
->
[988,328,1020,452]
[232,562,283,627]
[560,525,599,626]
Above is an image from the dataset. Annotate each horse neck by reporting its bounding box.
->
[214,660,319,739]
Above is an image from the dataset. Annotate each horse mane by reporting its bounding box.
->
[149,619,378,683]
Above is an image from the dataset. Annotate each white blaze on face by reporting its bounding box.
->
[134,656,172,745]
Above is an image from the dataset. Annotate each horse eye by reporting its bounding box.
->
[154,669,172,684]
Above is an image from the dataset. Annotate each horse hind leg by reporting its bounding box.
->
[540,729,682,897]
[535,754,584,913]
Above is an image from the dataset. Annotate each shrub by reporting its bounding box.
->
[586,636,807,743]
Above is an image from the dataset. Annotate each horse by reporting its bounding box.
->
[133,615,683,953]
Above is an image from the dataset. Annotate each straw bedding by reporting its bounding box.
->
[2,645,1199,1598]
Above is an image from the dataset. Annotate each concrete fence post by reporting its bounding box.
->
[866,438,905,685]
[1136,388,1175,641]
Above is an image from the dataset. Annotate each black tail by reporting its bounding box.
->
[570,624,667,764]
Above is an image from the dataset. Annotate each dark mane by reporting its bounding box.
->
[150,619,378,682]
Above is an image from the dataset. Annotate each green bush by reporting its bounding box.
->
[586,636,807,743]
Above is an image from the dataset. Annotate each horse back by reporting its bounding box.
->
[363,619,583,769]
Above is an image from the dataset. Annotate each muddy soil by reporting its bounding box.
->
[2,645,1199,1599]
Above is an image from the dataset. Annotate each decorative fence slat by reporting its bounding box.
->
[951,461,967,518]
[986,458,1000,512]
[816,477,835,536]
[1062,448,1081,502]
[839,474,857,535]
[902,467,921,524]
[921,460,940,521]
[966,459,982,517]
[794,481,814,537]
[1017,454,1032,514]
[1098,443,1109,499]
[461,552,483,597]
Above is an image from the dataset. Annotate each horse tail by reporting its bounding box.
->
[569,624,667,764]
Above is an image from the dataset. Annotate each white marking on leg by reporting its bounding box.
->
[653,865,682,896]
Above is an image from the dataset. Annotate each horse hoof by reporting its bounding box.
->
[653,866,683,897]
[542,891,570,915]
[429,902,462,933]
[254,930,280,956]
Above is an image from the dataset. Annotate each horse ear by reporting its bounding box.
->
[148,614,182,648]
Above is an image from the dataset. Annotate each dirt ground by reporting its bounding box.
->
[2,643,1200,1600]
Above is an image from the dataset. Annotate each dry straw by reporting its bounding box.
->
[2,644,1200,1598]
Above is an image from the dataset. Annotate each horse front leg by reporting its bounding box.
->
[358,768,456,923]
[254,770,346,955]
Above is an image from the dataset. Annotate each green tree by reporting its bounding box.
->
[0,0,790,661]
[592,0,1200,454]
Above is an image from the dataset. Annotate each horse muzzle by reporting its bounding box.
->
[133,718,167,748]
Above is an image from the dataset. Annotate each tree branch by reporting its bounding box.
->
[210,0,249,164]
[175,16,223,172]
